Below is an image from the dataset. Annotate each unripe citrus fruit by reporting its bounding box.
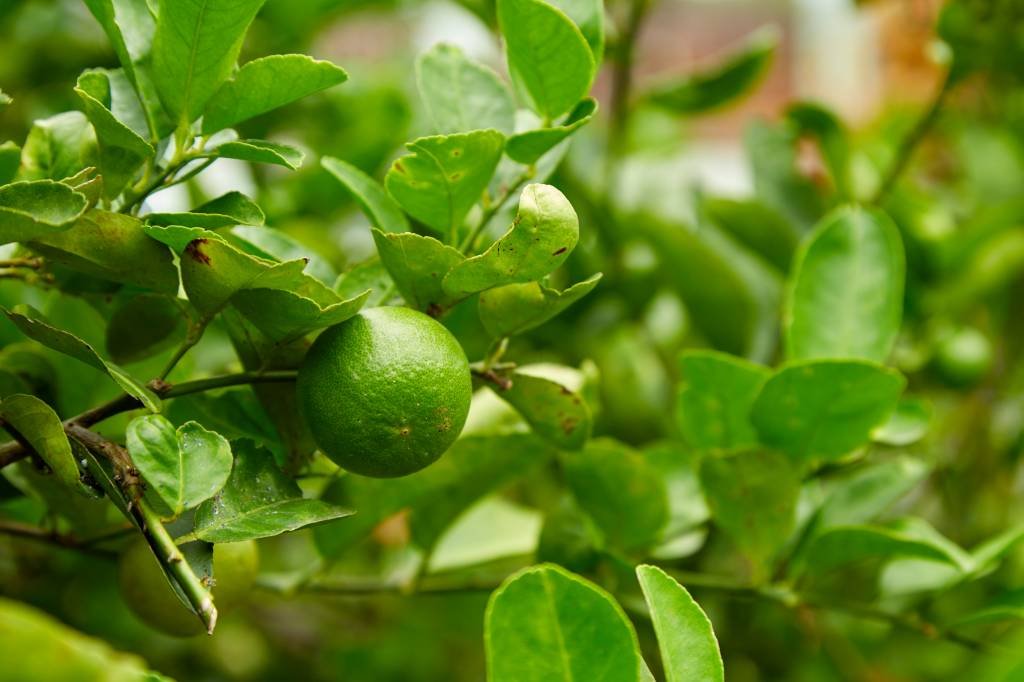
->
[118,539,259,637]
[297,306,472,477]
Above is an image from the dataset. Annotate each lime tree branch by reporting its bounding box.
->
[0,370,298,469]
[872,68,954,204]
[0,518,116,558]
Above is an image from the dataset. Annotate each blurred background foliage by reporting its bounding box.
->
[4,0,1024,680]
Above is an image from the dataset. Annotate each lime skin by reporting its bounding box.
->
[297,306,473,478]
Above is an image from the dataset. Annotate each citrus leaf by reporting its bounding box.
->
[126,414,233,516]
[645,26,776,115]
[228,225,336,284]
[489,369,592,450]
[750,360,905,466]
[202,54,348,134]
[497,0,596,120]
[178,236,271,318]
[548,0,604,62]
[636,565,724,682]
[19,112,96,181]
[371,229,466,313]
[563,438,669,553]
[384,130,504,239]
[676,350,769,452]
[151,0,266,125]
[506,97,597,165]
[785,205,905,363]
[333,259,393,306]
[0,141,20,185]
[871,397,932,446]
[29,209,179,294]
[814,456,929,530]
[213,139,304,170]
[190,440,351,543]
[145,191,265,227]
[3,305,159,411]
[477,273,601,338]
[699,448,799,575]
[106,293,185,364]
[0,394,91,496]
[786,102,852,200]
[485,563,643,682]
[321,156,409,233]
[416,43,515,135]
[0,181,88,244]
[702,197,799,273]
[443,183,579,297]
[231,278,368,343]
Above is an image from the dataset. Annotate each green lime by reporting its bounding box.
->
[118,539,259,637]
[297,306,472,477]
[933,326,993,387]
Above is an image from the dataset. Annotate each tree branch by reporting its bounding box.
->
[0,518,116,558]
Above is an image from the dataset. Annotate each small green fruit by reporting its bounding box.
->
[297,306,472,478]
[118,539,259,637]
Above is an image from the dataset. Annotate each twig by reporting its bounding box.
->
[0,518,116,558]
[872,68,954,204]
[606,0,652,180]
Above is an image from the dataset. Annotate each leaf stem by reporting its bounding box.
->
[872,68,954,204]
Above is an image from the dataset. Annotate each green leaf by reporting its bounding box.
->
[189,440,351,543]
[0,394,90,496]
[0,181,88,244]
[645,26,776,115]
[636,565,724,682]
[750,360,905,466]
[178,235,270,318]
[321,156,409,233]
[444,184,579,297]
[201,54,347,134]
[814,456,929,530]
[228,225,336,284]
[745,119,828,232]
[212,139,305,170]
[801,518,974,574]
[371,229,466,313]
[478,273,601,337]
[702,197,799,273]
[699,448,799,574]
[676,350,769,452]
[143,224,222,254]
[19,112,96,181]
[74,69,154,197]
[485,564,643,682]
[871,397,932,446]
[126,414,232,516]
[384,130,504,239]
[416,43,516,135]
[106,293,185,364]
[506,97,597,165]
[151,0,266,125]
[3,306,159,411]
[785,205,905,363]
[786,102,852,200]
[497,0,596,120]
[315,434,554,558]
[548,0,604,63]
[29,209,179,294]
[0,141,20,185]
[563,438,669,553]
[490,369,593,450]
[146,191,265,227]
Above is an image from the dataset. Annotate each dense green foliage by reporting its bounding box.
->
[2,0,1024,680]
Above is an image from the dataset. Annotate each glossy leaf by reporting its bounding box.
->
[19,112,96,181]
[636,565,724,682]
[646,26,776,115]
[126,414,232,515]
[29,209,179,294]
[145,191,264,227]
[416,43,515,135]
[202,54,347,134]
[478,273,601,337]
[676,350,769,451]
[750,360,905,466]
[106,293,185,364]
[490,369,592,450]
[0,394,89,495]
[384,130,504,239]
[321,156,409,233]
[814,456,929,530]
[702,197,799,272]
[506,98,597,165]
[229,225,336,284]
[785,206,905,363]
[0,181,88,244]
[189,440,351,543]
[178,236,271,318]
[563,438,669,552]
[497,0,596,120]
[333,259,394,306]
[213,139,304,170]
[485,564,643,682]
[4,305,159,411]
[548,0,604,62]
[151,0,266,125]
[700,448,799,574]
[444,184,579,297]
[371,229,465,313]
